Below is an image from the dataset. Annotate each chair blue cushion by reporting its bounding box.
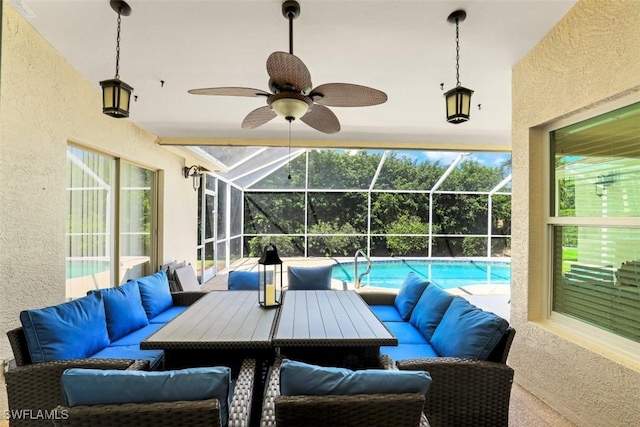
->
[369,305,404,322]
[228,270,260,290]
[394,272,429,320]
[430,297,510,360]
[149,306,188,324]
[95,281,149,342]
[380,344,440,361]
[90,345,164,369]
[61,366,232,427]
[384,322,429,345]
[108,323,164,346]
[287,265,333,290]
[134,270,174,319]
[409,284,455,341]
[19,293,110,364]
[280,359,431,396]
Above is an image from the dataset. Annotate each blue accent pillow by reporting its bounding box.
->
[134,270,173,319]
[228,270,259,290]
[19,292,110,364]
[430,297,510,360]
[279,359,431,396]
[287,265,333,290]
[96,281,149,342]
[409,284,455,341]
[61,367,232,427]
[394,272,429,320]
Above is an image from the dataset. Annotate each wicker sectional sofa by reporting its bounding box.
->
[5,270,205,427]
[358,275,516,427]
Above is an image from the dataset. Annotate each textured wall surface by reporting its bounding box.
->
[0,4,198,412]
[511,0,640,426]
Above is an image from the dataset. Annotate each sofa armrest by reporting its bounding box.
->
[53,399,221,426]
[5,358,147,427]
[229,359,256,427]
[171,291,207,306]
[397,358,514,427]
[357,290,397,306]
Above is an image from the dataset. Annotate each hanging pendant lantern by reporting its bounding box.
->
[100,0,134,118]
[444,10,473,124]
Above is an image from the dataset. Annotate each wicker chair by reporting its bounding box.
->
[261,355,430,427]
[51,358,256,427]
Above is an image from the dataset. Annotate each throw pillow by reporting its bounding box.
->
[228,270,260,290]
[20,292,110,363]
[96,281,149,342]
[394,272,430,320]
[61,367,232,427]
[134,270,173,319]
[408,284,455,341]
[287,265,333,290]
[280,359,431,396]
[430,297,510,360]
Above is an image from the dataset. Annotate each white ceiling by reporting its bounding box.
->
[11,0,576,149]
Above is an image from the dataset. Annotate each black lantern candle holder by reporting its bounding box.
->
[258,244,283,308]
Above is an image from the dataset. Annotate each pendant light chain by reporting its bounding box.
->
[455,18,460,87]
[115,9,122,79]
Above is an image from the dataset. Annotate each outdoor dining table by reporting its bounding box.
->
[141,290,279,371]
[272,290,398,368]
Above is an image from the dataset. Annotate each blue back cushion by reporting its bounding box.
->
[19,293,110,363]
[280,359,431,396]
[394,272,429,320]
[96,281,149,342]
[430,297,510,360]
[61,367,232,427]
[134,270,173,319]
[287,265,333,290]
[409,284,455,341]
[228,270,259,290]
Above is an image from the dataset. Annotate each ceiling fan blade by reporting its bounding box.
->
[300,104,341,134]
[242,106,277,129]
[310,83,388,107]
[188,87,270,97]
[266,51,312,93]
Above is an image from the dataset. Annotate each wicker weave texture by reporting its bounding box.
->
[171,290,207,306]
[398,357,514,427]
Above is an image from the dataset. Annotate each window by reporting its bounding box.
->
[66,146,156,299]
[548,100,640,344]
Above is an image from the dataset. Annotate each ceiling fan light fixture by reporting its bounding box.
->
[271,97,310,121]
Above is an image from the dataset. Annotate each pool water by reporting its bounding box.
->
[66,260,111,279]
[332,259,510,290]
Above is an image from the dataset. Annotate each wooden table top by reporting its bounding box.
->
[273,290,398,348]
[141,291,279,351]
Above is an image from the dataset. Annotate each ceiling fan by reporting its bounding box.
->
[188,0,387,134]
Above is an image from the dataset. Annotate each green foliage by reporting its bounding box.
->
[247,235,301,257]
[308,222,360,257]
[386,216,431,256]
[462,237,487,257]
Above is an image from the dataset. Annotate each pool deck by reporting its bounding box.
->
[202,256,511,321]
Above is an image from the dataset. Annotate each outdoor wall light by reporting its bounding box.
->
[444,9,474,124]
[183,165,202,191]
[258,244,283,308]
[100,0,134,118]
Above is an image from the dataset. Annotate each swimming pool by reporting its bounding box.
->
[331,259,511,290]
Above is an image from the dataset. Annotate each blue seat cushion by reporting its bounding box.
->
[369,305,404,322]
[380,344,440,362]
[61,366,232,427]
[89,345,164,369]
[409,285,455,341]
[384,322,429,344]
[430,297,510,360]
[280,359,431,396]
[134,271,174,319]
[149,306,188,324]
[287,265,333,290]
[95,281,149,342]
[228,270,260,290]
[108,323,164,346]
[394,272,429,320]
[19,292,110,364]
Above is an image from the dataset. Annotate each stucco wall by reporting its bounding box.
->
[511,0,640,426]
[0,4,199,413]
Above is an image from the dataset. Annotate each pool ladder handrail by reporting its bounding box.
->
[354,249,373,289]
